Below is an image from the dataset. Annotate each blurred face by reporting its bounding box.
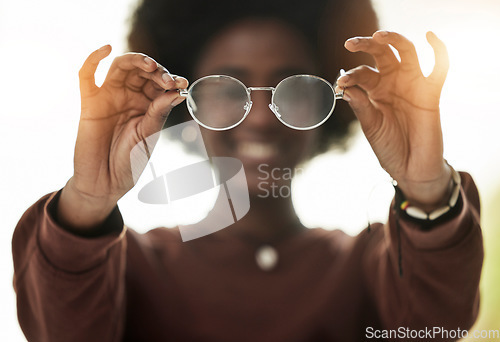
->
[195,19,319,194]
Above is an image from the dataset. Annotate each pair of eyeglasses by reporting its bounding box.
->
[179,70,345,131]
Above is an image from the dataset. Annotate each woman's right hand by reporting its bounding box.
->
[58,45,188,232]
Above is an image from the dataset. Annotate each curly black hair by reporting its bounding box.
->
[128,0,378,155]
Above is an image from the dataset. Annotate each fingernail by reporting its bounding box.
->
[343,92,351,102]
[171,96,185,106]
[338,74,350,84]
[144,57,153,65]
[378,30,389,37]
[347,38,359,45]
[162,72,174,85]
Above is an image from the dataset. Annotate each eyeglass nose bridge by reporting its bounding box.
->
[247,86,275,92]
[245,86,282,118]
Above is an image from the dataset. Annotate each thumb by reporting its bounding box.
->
[130,91,185,182]
[343,86,380,134]
[139,90,186,140]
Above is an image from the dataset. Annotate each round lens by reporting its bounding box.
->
[187,75,250,130]
[272,75,335,129]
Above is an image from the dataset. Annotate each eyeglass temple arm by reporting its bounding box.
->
[335,69,346,100]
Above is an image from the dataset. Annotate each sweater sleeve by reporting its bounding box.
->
[12,191,127,342]
[362,172,483,338]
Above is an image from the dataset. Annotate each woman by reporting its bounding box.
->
[12,0,483,341]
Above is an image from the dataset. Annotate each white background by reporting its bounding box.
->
[1,0,500,340]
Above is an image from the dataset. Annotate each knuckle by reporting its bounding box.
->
[78,67,88,79]
[359,97,372,110]
[108,56,121,69]
[352,65,373,78]
[134,53,146,64]
[408,44,417,53]
[151,81,164,92]
[349,66,362,74]
[112,55,124,64]
[151,100,170,120]
[149,99,160,114]
[122,52,141,60]
[358,37,370,44]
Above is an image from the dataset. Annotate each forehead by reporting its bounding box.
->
[194,19,316,79]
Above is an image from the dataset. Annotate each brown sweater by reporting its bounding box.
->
[12,173,483,342]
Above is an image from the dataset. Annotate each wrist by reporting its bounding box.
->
[394,161,462,221]
[57,177,118,233]
[395,161,453,212]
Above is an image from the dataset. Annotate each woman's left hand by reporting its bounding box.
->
[338,30,452,211]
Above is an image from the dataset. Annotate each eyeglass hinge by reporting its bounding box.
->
[335,69,346,100]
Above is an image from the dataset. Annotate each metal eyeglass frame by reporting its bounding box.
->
[179,70,346,131]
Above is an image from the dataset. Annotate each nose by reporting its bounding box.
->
[243,89,280,129]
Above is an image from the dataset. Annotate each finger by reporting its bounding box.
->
[140,91,186,138]
[172,75,189,90]
[343,86,380,134]
[140,75,190,102]
[426,31,449,87]
[130,75,189,115]
[142,80,167,102]
[104,53,160,86]
[135,67,175,91]
[79,45,112,97]
[337,65,380,93]
[373,31,420,70]
[344,37,399,73]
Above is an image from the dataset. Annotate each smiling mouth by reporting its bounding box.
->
[236,141,279,160]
